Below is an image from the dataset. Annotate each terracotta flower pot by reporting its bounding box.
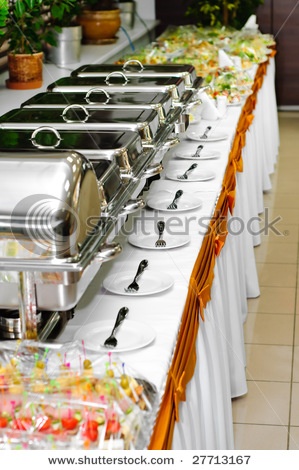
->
[6,52,43,90]
[78,9,121,44]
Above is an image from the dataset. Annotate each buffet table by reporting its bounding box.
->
[55,51,278,449]
[0,22,279,449]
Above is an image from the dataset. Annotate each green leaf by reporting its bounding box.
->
[15,1,26,18]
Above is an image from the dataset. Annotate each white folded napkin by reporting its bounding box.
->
[198,91,220,121]
[218,49,234,68]
[242,14,259,30]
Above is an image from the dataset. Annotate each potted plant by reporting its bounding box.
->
[78,0,121,44]
[185,0,264,29]
[0,0,47,88]
[0,0,83,89]
[0,0,8,68]
[45,0,83,66]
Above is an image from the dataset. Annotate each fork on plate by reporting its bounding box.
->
[193,144,204,157]
[167,189,183,210]
[155,221,166,247]
[103,306,129,348]
[124,259,148,293]
[200,126,212,139]
[177,163,198,180]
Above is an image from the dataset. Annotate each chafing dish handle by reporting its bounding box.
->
[123,59,144,72]
[31,126,62,149]
[142,162,163,179]
[61,104,90,123]
[119,198,145,216]
[185,97,202,113]
[105,71,129,85]
[160,136,180,150]
[94,242,122,262]
[85,88,110,104]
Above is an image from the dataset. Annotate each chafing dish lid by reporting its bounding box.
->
[0,106,160,133]
[47,75,187,99]
[0,127,144,160]
[21,90,173,116]
[0,151,101,259]
[71,62,198,85]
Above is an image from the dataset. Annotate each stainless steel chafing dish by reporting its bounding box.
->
[47,69,204,133]
[0,112,163,181]
[0,150,146,338]
[0,106,167,149]
[71,60,199,89]
[47,74,188,102]
[21,90,173,125]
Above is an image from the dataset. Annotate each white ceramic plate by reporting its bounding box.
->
[186,129,229,142]
[102,270,174,296]
[147,191,203,212]
[128,233,190,250]
[166,168,216,182]
[74,320,156,352]
[173,148,221,160]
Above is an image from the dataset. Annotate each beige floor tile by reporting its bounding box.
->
[296,291,299,315]
[295,319,299,345]
[254,243,298,264]
[276,162,299,175]
[289,427,299,450]
[233,423,288,450]
[260,208,299,225]
[292,347,299,382]
[247,287,295,314]
[256,263,297,287]
[290,383,299,426]
[245,344,292,382]
[274,180,299,194]
[244,313,294,346]
[263,193,299,209]
[259,224,299,245]
[232,381,290,425]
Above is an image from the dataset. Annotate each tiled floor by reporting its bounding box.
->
[232,111,299,450]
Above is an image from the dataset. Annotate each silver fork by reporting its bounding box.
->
[103,306,129,348]
[124,259,148,293]
[200,126,212,139]
[155,221,166,247]
[193,144,204,157]
[167,189,183,210]
[177,163,198,180]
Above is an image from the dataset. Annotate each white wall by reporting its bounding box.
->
[135,0,156,20]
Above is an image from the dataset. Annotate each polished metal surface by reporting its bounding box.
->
[0,106,161,145]
[71,61,198,87]
[47,75,187,101]
[0,124,160,180]
[21,90,173,124]
[0,151,101,258]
